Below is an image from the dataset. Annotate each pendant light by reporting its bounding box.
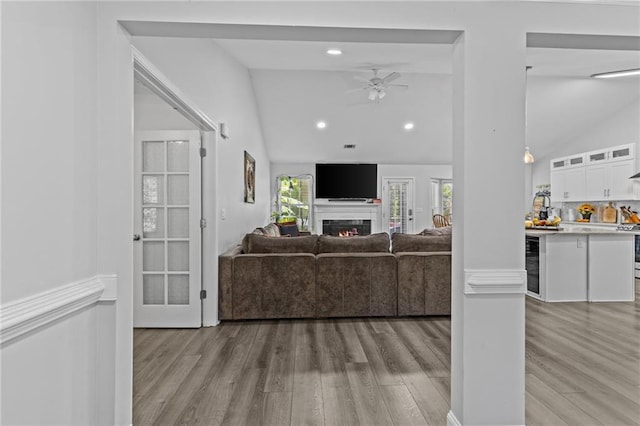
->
[524,146,535,164]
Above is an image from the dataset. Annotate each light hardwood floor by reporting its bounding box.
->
[133,282,640,425]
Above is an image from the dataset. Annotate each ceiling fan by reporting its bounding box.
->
[347,69,408,101]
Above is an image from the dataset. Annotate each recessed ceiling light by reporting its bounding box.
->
[316,121,327,129]
[404,122,415,131]
[326,48,342,56]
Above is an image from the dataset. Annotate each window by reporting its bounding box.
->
[431,179,453,223]
[275,175,313,231]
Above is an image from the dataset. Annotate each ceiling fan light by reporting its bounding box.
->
[378,90,386,99]
[368,90,377,101]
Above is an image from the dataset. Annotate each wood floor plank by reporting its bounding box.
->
[352,320,404,386]
[388,319,449,378]
[562,391,640,426]
[322,384,360,426]
[291,321,325,426]
[345,362,394,426]
[264,321,296,392]
[220,367,266,426]
[379,385,429,426]
[260,391,293,426]
[525,373,601,426]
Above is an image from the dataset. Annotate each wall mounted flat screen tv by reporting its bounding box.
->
[315,163,378,199]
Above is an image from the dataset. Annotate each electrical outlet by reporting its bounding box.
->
[221,208,226,220]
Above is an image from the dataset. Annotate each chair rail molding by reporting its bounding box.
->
[0,274,118,345]
[464,269,527,295]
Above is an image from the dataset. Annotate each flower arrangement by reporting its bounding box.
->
[577,203,595,215]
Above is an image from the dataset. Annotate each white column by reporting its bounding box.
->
[450,25,527,426]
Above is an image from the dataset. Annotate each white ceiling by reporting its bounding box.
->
[123,19,640,164]
[213,38,640,163]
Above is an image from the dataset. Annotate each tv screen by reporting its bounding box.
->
[315,163,378,199]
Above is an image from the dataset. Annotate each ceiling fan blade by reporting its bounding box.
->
[354,75,372,84]
[388,84,409,89]
[382,72,401,84]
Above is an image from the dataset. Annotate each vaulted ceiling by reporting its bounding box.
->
[124,21,640,165]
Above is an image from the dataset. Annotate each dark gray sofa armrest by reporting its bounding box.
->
[396,251,451,316]
[218,245,243,320]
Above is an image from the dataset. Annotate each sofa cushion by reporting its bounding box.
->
[391,232,451,253]
[243,234,318,254]
[317,232,390,253]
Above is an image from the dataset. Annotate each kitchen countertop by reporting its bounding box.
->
[525,227,640,236]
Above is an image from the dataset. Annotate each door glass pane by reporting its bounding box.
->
[143,208,165,238]
[168,208,189,238]
[388,182,408,235]
[168,274,189,305]
[168,241,189,271]
[143,241,164,271]
[143,175,164,205]
[168,140,189,172]
[167,175,189,205]
[143,141,164,172]
[143,274,165,304]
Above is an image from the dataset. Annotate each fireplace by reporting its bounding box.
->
[323,219,372,236]
[314,202,380,235]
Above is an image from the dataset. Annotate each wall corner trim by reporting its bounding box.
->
[464,269,527,295]
[0,275,113,345]
[447,410,462,426]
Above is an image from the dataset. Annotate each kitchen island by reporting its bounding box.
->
[525,227,635,302]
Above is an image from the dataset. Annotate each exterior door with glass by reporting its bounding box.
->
[134,131,202,327]
[382,178,414,235]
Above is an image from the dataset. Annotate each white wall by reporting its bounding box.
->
[271,162,452,233]
[1,2,106,425]
[134,84,197,131]
[532,99,640,198]
[131,37,271,253]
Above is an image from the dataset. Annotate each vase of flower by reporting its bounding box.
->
[577,203,595,222]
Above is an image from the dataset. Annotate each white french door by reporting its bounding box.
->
[133,131,202,328]
[382,178,414,235]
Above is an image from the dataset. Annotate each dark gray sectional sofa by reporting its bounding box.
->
[218,226,451,320]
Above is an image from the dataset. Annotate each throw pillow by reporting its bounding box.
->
[263,223,281,237]
[391,232,452,253]
[244,234,318,254]
[317,232,390,253]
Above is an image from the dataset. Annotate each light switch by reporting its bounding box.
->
[221,208,226,220]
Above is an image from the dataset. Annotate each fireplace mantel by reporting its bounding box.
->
[314,201,381,235]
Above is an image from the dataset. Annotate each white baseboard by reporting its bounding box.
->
[447,410,462,426]
[0,274,117,344]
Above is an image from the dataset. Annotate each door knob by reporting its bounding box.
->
[133,234,141,241]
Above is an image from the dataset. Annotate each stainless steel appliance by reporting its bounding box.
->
[616,225,640,278]
[525,235,540,297]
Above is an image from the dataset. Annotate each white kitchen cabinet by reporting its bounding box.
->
[586,144,634,165]
[550,167,586,203]
[542,234,588,301]
[584,158,635,201]
[588,234,635,302]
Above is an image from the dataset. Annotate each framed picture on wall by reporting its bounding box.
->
[244,150,255,203]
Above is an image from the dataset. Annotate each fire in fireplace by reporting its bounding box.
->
[323,219,371,236]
